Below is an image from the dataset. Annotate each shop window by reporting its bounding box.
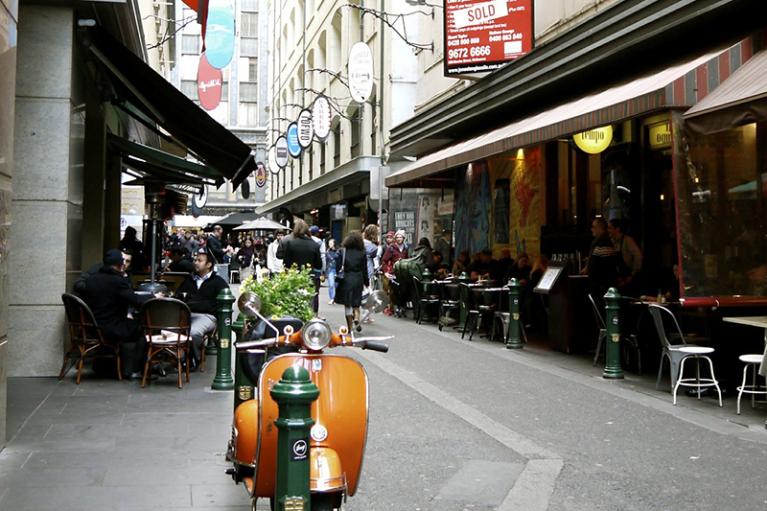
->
[241,12,258,38]
[677,122,767,296]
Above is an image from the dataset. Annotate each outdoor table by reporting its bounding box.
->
[721,316,767,376]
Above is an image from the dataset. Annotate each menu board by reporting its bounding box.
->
[533,267,564,294]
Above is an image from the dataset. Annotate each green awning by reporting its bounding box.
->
[83,27,256,189]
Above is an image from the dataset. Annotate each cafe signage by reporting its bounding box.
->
[348,42,374,103]
[197,54,222,111]
[312,95,332,141]
[286,122,302,158]
[274,136,289,168]
[204,0,235,69]
[649,121,672,150]
[444,0,533,76]
[573,126,613,154]
[297,109,314,148]
[255,161,267,187]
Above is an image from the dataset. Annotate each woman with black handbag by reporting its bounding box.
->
[335,231,369,333]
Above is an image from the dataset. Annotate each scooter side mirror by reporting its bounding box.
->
[237,291,262,318]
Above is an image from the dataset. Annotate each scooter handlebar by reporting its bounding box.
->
[360,341,389,353]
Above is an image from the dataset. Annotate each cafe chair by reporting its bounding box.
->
[60,293,122,384]
[438,283,461,331]
[471,287,498,340]
[648,304,722,406]
[412,276,440,324]
[588,294,608,366]
[460,283,480,340]
[736,354,767,414]
[139,298,192,389]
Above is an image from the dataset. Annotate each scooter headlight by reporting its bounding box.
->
[302,319,332,351]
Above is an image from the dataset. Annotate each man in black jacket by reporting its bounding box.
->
[277,219,322,312]
[166,247,194,273]
[82,249,151,376]
[175,250,229,363]
[207,225,225,263]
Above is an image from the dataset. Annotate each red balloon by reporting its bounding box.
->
[197,53,223,111]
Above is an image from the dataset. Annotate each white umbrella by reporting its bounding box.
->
[234,217,292,231]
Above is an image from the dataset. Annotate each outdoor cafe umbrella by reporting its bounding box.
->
[206,211,259,228]
[234,217,292,231]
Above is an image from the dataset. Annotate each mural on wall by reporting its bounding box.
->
[493,179,510,244]
[487,147,544,259]
[455,162,490,257]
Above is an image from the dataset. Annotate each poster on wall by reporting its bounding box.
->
[454,162,491,257]
[444,0,534,76]
[393,211,415,244]
[416,195,437,246]
[437,192,455,216]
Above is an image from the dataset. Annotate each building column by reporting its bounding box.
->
[9,6,81,376]
[0,0,19,449]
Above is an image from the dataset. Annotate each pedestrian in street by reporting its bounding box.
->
[582,217,619,301]
[267,230,285,276]
[336,231,369,333]
[310,225,327,275]
[381,230,409,316]
[325,238,340,304]
[608,218,643,296]
[119,226,147,273]
[237,237,256,282]
[174,250,229,368]
[207,225,225,263]
[278,219,322,313]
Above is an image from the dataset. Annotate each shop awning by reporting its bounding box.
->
[256,156,380,215]
[83,27,256,189]
[386,50,722,188]
[109,135,220,188]
[684,49,767,134]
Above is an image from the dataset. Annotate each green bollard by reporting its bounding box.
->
[231,314,254,410]
[212,288,235,390]
[271,365,320,511]
[602,287,624,379]
[506,278,524,349]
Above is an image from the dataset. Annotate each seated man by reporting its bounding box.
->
[175,250,228,365]
[81,249,151,377]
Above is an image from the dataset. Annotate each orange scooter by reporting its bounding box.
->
[226,293,390,511]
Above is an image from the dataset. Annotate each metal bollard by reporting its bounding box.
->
[212,288,235,390]
[458,272,470,328]
[602,287,624,379]
[231,313,254,410]
[271,365,320,511]
[506,278,524,349]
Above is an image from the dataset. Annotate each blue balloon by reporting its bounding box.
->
[205,1,235,69]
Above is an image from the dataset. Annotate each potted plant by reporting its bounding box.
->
[240,267,315,322]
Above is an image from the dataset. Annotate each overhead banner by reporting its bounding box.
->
[205,0,235,69]
[197,53,222,111]
[444,0,533,76]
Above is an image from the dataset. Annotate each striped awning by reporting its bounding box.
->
[386,49,724,188]
[685,48,767,134]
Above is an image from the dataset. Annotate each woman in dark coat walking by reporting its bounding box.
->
[336,231,369,332]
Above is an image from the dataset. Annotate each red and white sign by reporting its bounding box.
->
[444,0,533,76]
[255,162,267,188]
[197,54,223,111]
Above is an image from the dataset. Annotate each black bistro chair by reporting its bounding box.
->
[138,298,192,389]
[412,276,440,324]
[438,283,461,331]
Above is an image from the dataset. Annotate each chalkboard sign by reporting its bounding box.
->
[534,267,564,294]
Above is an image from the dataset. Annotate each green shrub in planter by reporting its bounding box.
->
[240,267,315,322]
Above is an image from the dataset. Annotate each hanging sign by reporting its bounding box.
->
[204,0,235,69]
[286,122,301,158]
[312,96,332,141]
[255,161,267,187]
[573,126,613,154]
[297,109,314,148]
[444,0,533,76]
[197,54,223,111]
[275,136,289,168]
[649,121,672,150]
[348,42,374,103]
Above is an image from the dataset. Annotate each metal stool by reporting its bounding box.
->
[737,354,767,414]
[673,347,722,406]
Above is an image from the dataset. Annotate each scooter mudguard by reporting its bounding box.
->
[252,354,369,500]
[232,399,259,468]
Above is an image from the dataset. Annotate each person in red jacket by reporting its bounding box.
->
[381,230,409,315]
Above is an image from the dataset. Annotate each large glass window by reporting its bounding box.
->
[241,12,258,37]
[676,119,767,296]
[241,37,258,57]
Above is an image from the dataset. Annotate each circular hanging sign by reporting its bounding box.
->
[191,185,208,217]
[348,42,374,103]
[255,161,267,187]
[297,109,314,148]
[240,178,250,199]
[204,0,235,69]
[197,53,223,111]
[286,122,301,158]
[573,126,613,154]
[312,96,332,141]
[274,136,289,168]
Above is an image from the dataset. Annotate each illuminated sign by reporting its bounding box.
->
[573,126,613,154]
[648,121,672,150]
[444,0,533,76]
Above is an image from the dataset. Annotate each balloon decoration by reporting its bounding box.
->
[197,54,223,111]
[204,0,235,69]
